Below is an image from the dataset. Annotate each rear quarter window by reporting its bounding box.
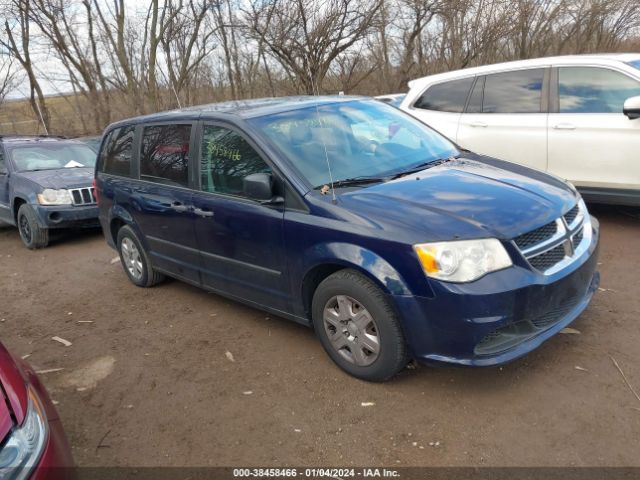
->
[100,126,135,177]
[414,78,474,113]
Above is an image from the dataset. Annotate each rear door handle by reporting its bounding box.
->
[193,207,214,218]
[171,202,189,213]
[468,121,488,128]
[553,123,576,130]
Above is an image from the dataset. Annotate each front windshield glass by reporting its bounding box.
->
[250,100,458,188]
[628,59,640,71]
[10,143,97,172]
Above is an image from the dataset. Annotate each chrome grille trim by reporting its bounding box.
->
[69,187,96,206]
[512,199,591,275]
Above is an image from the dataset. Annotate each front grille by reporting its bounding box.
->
[513,201,588,274]
[70,187,96,206]
[573,227,584,247]
[514,221,557,250]
[528,244,566,271]
[564,204,580,225]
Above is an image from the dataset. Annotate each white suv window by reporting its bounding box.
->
[558,67,640,113]
[483,69,545,113]
[414,78,474,113]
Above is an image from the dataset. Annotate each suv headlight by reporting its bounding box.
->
[414,238,512,282]
[0,389,48,480]
[37,189,72,205]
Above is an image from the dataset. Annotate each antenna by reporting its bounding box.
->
[307,66,337,204]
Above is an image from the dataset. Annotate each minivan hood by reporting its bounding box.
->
[338,157,577,241]
[17,167,94,189]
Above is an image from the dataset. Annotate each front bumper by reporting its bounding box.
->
[394,216,600,366]
[32,204,99,229]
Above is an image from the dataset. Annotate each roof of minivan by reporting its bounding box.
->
[407,53,640,89]
[106,95,367,130]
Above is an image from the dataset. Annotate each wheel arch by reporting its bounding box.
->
[300,243,411,321]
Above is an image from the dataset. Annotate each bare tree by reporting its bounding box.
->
[245,0,383,94]
[1,0,51,132]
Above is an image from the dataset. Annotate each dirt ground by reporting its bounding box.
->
[1,204,639,468]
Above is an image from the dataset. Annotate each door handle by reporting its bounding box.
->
[553,123,576,130]
[170,202,189,213]
[193,207,214,218]
[467,121,488,128]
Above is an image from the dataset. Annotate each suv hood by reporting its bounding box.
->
[17,167,94,189]
[338,157,577,241]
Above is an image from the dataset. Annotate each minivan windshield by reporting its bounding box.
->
[628,59,640,71]
[250,100,459,188]
[10,143,97,172]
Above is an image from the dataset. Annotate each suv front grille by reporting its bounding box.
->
[513,201,589,274]
[70,187,96,206]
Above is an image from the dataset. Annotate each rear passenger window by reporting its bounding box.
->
[559,67,640,113]
[200,125,271,198]
[101,126,134,176]
[483,69,545,113]
[140,124,191,187]
[414,78,474,113]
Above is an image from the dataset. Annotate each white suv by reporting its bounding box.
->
[401,54,640,206]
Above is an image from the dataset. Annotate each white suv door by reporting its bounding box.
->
[456,68,549,172]
[547,66,640,197]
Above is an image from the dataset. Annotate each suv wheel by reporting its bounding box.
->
[312,269,408,382]
[17,204,49,249]
[116,225,164,287]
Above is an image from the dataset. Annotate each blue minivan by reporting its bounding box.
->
[95,96,600,381]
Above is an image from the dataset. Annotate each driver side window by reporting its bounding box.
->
[200,125,271,198]
[0,150,6,174]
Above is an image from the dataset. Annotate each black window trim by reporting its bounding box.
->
[463,75,485,113]
[552,64,640,115]
[137,121,197,190]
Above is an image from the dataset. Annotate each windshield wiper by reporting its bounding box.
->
[314,176,387,190]
[391,156,456,179]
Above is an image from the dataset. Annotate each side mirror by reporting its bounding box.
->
[243,172,277,202]
[623,95,640,119]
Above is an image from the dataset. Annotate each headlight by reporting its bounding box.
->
[37,189,72,205]
[413,238,512,282]
[0,389,48,480]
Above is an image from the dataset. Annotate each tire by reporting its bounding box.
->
[17,204,49,249]
[116,225,164,287]
[312,269,408,382]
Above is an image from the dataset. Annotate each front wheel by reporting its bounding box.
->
[117,225,164,287]
[312,269,408,382]
[17,204,49,249]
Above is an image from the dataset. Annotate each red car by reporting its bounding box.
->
[0,341,74,479]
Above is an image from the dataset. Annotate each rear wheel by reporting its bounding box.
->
[17,204,49,249]
[117,225,164,287]
[312,269,408,382]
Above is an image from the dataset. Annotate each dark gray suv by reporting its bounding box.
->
[0,135,99,249]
